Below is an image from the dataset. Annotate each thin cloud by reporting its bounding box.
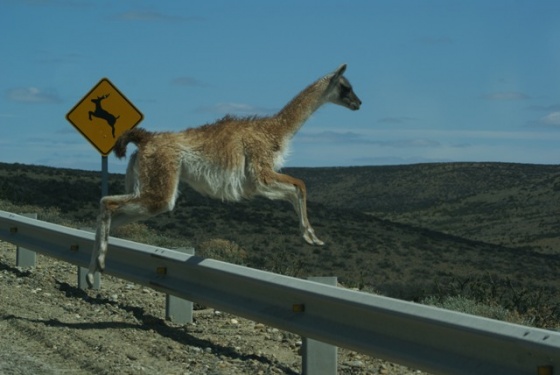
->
[417,128,560,141]
[482,91,531,101]
[35,52,83,64]
[6,87,62,103]
[171,76,209,87]
[530,111,560,128]
[55,127,81,135]
[18,0,91,8]
[377,139,441,148]
[298,131,362,142]
[527,103,560,111]
[377,116,417,124]
[297,131,440,148]
[415,36,454,45]
[23,133,95,149]
[540,112,560,126]
[118,10,201,22]
[194,102,276,116]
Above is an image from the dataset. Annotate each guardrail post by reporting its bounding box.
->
[16,213,37,267]
[78,227,100,290]
[165,247,195,324]
[302,276,338,375]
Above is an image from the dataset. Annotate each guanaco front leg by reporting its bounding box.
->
[257,171,324,246]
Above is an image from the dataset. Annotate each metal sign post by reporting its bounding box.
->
[101,156,109,197]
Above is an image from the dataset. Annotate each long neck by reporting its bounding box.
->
[273,78,329,138]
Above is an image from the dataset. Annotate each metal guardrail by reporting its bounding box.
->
[0,210,558,375]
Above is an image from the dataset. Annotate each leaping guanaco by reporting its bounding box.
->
[87,63,361,287]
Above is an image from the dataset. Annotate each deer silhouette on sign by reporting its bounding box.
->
[89,94,119,138]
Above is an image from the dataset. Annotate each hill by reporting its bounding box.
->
[0,161,558,327]
[285,163,560,253]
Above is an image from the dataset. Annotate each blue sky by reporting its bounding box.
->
[2,0,560,173]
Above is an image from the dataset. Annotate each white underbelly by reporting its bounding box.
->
[180,161,253,201]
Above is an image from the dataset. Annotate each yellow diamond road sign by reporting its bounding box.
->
[66,78,143,156]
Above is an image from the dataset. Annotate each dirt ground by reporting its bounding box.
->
[0,240,426,375]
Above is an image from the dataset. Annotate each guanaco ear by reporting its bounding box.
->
[332,64,347,79]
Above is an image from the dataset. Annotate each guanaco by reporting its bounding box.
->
[87,64,361,287]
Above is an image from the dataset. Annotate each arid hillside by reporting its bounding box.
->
[1,161,558,327]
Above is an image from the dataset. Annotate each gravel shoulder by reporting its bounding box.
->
[0,240,426,375]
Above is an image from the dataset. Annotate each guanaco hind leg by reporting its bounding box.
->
[86,191,179,288]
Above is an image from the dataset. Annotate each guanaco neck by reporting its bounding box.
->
[272,77,329,139]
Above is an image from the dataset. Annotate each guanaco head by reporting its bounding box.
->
[325,64,362,111]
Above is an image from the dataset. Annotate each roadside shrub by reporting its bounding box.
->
[112,223,186,249]
[430,274,560,329]
[0,200,75,227]
[260,250,305,277]
[421,295,529,325]
[198,239,248,265]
